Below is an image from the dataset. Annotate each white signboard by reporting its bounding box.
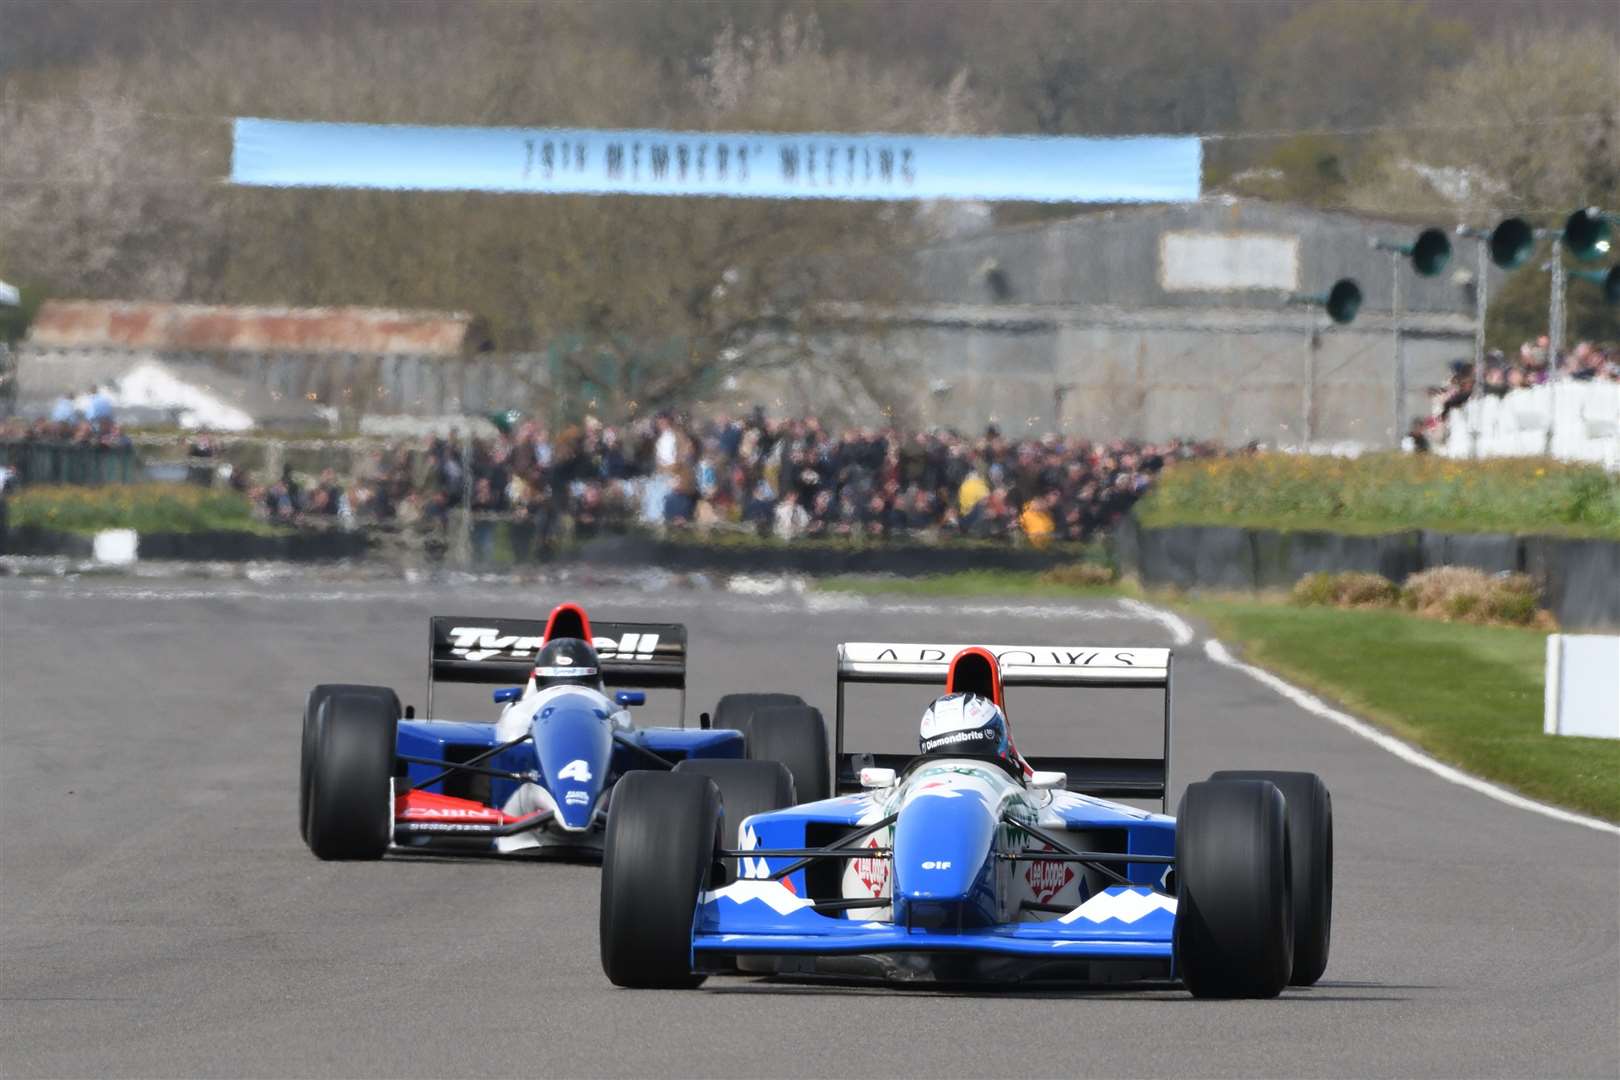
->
[1160,231,1300,292]
[1545,634,1620,739]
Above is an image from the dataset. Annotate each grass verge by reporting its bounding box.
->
[815,567,1125,599]
[1136,453,1620,538]
[8,484,284,536]
[1178,597,1618,822]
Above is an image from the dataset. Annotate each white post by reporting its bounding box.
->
[1302,324,1318,448]
[1391,250,1405,448]
[1547,237,1565,455]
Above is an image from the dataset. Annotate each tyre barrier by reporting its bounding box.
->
[1118,518,1620,631]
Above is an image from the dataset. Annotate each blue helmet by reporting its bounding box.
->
[919,692,1011,762]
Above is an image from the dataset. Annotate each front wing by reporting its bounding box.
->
[693,880,1176,978]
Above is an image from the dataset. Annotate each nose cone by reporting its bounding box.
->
[892,786,997,903]
[529,699,612,830]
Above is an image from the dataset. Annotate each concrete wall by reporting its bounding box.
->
[805,199,1486,445]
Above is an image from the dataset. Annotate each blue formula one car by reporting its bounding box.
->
[599,640,1333,997]
[299,603,829,861]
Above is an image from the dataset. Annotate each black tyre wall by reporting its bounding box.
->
[301,684,400,843]
[1175,779,1294,999]
[1211,769,1333,986]
[599,771,721,989]
[746,705,831,803]
[711,692,805,732]
[305,691,398,861]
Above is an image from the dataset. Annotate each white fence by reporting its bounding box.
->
[1441,381,1620,470]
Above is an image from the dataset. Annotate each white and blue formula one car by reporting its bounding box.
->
[299,603,829,862]
[599,641,1333,998]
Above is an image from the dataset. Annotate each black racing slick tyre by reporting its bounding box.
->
[674,758,796,856]
[1174,779,1294,999]
[711,691,805,732]
[746,704,831,803]
[301,684,400,843]
[1211,769,1333,986]
[305,690,399,861]
[600,771,721,989]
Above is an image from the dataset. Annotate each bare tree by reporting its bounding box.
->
[1351,27,1620,218]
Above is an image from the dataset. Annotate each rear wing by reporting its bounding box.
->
[835,642,1173,810]
[426,616,688,720]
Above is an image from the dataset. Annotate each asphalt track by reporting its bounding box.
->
[1,573,1616,1078]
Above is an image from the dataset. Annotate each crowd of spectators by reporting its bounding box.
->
[232,409,1213,546]
[1,385,133,451]
[1414,336,1619,449]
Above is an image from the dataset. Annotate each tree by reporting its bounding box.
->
[1485,263,1620,355]
[1351,28,1620,218]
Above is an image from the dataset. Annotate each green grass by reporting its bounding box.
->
[1178,598,1619,822]
[1136,453,1620,538]
[9,484,285,536]
[816,568,1124,599]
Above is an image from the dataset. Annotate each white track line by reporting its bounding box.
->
[0,581,1163,626]
[1117,597,1195,646]
[1202,636,1619,837]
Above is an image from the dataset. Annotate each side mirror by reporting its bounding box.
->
[1030,770,1068,791]
[614,690,646,707]
[492,687,522,704]
[859,767,897,789]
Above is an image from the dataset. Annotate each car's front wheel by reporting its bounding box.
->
[305,689,399,860]
[301,684,400,843]
[1211,769,1332,985]
[1174,778,1294,998]
[673,758,795,875]
[600,771,721,989]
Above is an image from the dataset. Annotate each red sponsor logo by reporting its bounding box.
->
[403,806,502,821]
[1024,855,1074,903]
[852,836,889,897]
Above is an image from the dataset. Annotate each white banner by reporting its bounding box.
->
[232,118,1202,204]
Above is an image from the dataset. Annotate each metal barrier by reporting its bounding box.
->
[0,440,140,485]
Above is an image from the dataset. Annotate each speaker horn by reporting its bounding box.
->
[1374,228,1452,277]
[1487,217,1536,269]
[1289,278,1362,325]
[1563,207,1615,262]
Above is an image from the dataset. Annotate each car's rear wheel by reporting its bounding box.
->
[1211,769,1332,986]
[305,690,399,860]
[1175,778,1294,999]
[301,684,400,843]
[746,704,831,803]
[711,692,805,732]
[600,771,720,989]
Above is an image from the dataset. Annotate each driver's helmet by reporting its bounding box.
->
[919,692,1011,763]
[530,637,604,694]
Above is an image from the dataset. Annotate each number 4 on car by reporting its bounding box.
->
[299,602,829,863]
